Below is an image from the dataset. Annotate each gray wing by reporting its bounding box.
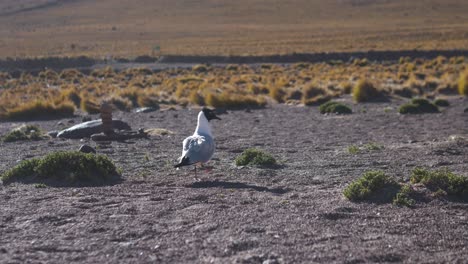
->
[180,135,215,164]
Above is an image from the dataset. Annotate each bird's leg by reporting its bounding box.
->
[193,165,200,181]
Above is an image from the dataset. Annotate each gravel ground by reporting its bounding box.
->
[0,96,467,263]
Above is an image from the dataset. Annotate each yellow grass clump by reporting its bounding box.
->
[3,101,75,121]
[458,71,468,96]
[352,80,384,102]
[80,99,101,114]
[205,92,265,109]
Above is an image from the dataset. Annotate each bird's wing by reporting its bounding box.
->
[180,135,214,164]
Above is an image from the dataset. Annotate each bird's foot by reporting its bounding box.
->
[201,165,214,173]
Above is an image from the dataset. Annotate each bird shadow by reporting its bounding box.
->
[186,180,289,195]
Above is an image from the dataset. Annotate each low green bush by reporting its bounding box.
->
[410,168,468,200]
[235,148,277,167]
[433,98,450,107]
[319,101,352,114]
[2,125,46,142]
[393,184,416,207]
[343,171,400,202]
[398,98,439,114]
[1,151,120,186]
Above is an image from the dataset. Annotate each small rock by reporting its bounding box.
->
[47,131,59,138]
[79,144,96,154]
[135,107,158,113]
[82,116,92,122]
[57,121,64,126]
[68,119,75,124]
[464,107,468,113]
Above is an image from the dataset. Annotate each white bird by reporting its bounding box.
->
[174,108,221,175]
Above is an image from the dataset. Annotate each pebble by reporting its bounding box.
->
[79,144,96,154]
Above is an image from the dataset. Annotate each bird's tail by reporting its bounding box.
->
[174,156,191,168]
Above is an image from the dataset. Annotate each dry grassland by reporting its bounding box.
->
[1,0,468,58]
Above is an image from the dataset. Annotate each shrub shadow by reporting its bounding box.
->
[187,180,289,194]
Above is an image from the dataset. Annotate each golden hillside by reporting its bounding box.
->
[1,0,468,58]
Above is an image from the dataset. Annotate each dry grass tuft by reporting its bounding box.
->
[3,101,75,121]
[205,92,265,109]
[353,80,385,102]
[458,71,468,96]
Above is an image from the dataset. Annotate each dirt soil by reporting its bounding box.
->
[1,97,467,263]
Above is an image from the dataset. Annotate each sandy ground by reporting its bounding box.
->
[0,96,467,263]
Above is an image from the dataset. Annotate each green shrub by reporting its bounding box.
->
[2,125,46,142]
[319,101,352,114]
[363,142,384,151]
[393,184,416,207]
[4,101,75,121]
[398,98,439,114]
[235,148,277,167]
[1,151,120,186]
[344,171,400,202]
[433,98,450,107]
[347,145,360,154]
[410,168,468,200]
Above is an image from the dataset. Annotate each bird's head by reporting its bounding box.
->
[202,108,221,122]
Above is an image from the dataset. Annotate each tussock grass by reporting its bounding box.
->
[235,148,277,167]
[80,99,101,114]
[3,101,75,121]
[205,92,265,109]
[458,71,468,96]
[352,80,384,102]
[0,58,465,117]
[269,86,286,103]
[1,151,120,186]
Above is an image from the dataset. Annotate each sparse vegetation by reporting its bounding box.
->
[399,98,439,114]
[347,142,383,154]
[319,101,352,114]
[410,168,468,200]
[347,145,360,154]
[1,151,120,186]
[343,171,400,202]
[235,148,277,167]
[364,142,384,151]
[0,56,466,117]
[2,125,46,142]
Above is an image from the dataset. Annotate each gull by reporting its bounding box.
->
[174,108,221,177]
